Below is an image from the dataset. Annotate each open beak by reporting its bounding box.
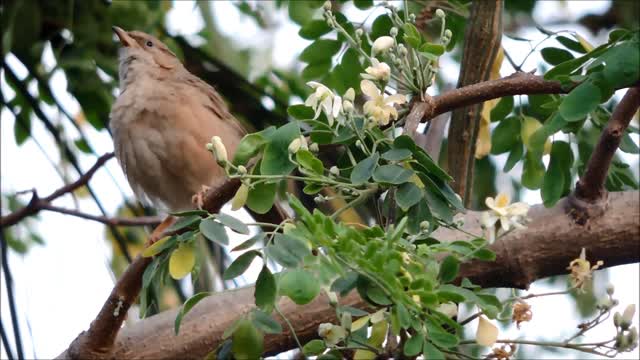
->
[112,26,135,47]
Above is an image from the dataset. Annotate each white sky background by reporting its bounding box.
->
[0,0,638,359]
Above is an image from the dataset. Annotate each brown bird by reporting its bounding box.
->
[110,27,246,213]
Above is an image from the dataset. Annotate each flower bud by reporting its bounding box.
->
[210,136,228,166]
[622,304,636,329]
[299,135,309,151]
[323,1,331,11]
[231,184,249,211]
[314,195,325,204]
[340,312,352,330]
[206,143,214,151]
[372,36,395,54]
[237,165,247,175]
[409,13,416,22]
[420,221,429,230]
[355,28,363,37]
[329,166,340,176]
[435,9,445,18]
[390,27,398,37]
[614,312,622,327]
[628,327,638,348]
[344,87,355,102]
[327,291,338,306]
[342,100,354,113]
[283,223,296,233]
[309,142,319,152]
[288,138,302,154]
[606,283,615,295]
[398,44,407,56]
[444,29,453,39]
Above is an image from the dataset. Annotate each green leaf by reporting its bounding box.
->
[303,183,324,194]
[252,309,282,334]
[529,113,567,153]
[279,269,320,305]
[170,209,209,217]
[544,43,610,80]
[261,122,300,176]
[602,42,640,88]
[288,0,320,26]
[232,233,265,252]
[142,235,177,258]
[175,292,212,334]
[522,151,545,190]
[351,153,379,185]
[373,165,414,184]
[427,324,459,348]
[287,104,315,120]
[232,319,263,359]
[371,15,393,40]
[395,182,422,211]
[74,138,92,154]
[354,0,374,10]
[503,142,524,172]
[338,47,364,92]
[490,96,514,122]
[223,251,259,280]
[247,181,277,214]
[166,215,201,232]
[215,213,249,235]
[296,149,324,174]
[199,218,229,246]
[402,23,422,49]
[559,81,601,122]
[407,197,432,234]
[255,266,277,310]
[473,248,496,261]
[303,339,327,356]
[620,133,640,154]
[404,334,424,356]
[298,19,331,39]
[232,129,272,165]
[438,255,460,283]
[542,141,573,207]
[541,47,575,65]
[491,116,521,154]
[300,39,341,64]
[556,35,588,53]
[423,341,445,360]
[381,148,412,161]
[331,272,358,296]
[302,61,332,81]
[395,303,411,329]
[266,233,310,268]
[419,42,445,56]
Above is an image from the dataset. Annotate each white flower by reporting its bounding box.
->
[318,323,346,346]
[362,59,391,82]
[288,138,302,154]
[305,81,342,126]
[482,192,529,232]
[372,36,395,54]
[476,316,499,347]
[360,80,406,126]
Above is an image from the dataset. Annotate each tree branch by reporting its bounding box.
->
[446,0,503,206]
[70,191,638,359]
[1,153,115,228]
[572,86,640,205]
[59,176,241,359]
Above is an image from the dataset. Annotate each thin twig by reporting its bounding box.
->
[0,233,25,359]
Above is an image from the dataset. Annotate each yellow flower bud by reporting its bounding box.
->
[288,138,302,154]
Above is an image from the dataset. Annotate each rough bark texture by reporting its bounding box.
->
[92,191,638,359]
[446,0,503,205]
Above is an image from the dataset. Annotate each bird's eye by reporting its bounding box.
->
[146,41,153,47]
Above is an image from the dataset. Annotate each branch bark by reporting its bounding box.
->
[446,0,503,206]
[80,191,638,359]
[573,86,640,204]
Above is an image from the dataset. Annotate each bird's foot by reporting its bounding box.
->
[191,185,212,210]
[148,215,176,244]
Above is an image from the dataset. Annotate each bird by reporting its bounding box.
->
[109,27,246,215]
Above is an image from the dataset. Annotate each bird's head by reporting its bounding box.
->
[112,27,182,85]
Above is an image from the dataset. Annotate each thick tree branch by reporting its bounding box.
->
[78,191,638,359]
[447,0,503,206]
[573,86,640,204]
[59,176,241,359]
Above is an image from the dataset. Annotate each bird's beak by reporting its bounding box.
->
[112,26,135,47]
